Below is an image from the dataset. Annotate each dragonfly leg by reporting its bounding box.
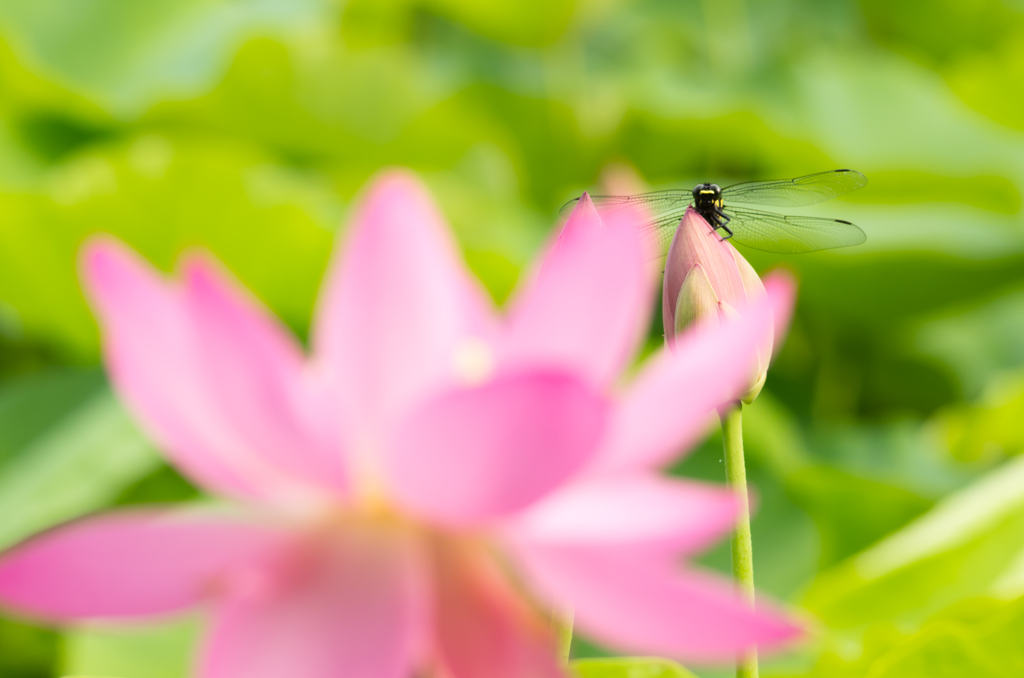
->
[714,210,734,240]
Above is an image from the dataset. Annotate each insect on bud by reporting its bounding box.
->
[664,207,773,404]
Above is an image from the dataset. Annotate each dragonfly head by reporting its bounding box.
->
[692,183,723,212]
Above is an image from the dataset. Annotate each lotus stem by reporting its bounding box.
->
[557,609,574,662]
[722,404,758,678]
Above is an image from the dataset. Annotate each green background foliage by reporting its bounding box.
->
[2,0,1024,676]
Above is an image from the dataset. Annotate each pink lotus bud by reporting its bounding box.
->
[663,208,772,404]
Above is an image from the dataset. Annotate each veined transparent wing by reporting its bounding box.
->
[725,206,866,253]
[722,169,867,207]
[559,190,691,256]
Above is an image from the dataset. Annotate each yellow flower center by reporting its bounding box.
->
[452,337,494,385]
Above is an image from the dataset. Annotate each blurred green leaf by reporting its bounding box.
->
[840,170,1020,214]
[0,134,337,357]
[571,657,699,678]
[916,287,1024,398]
[0,615,59,678]
[786,596,1024,678]
[787,464,933,568]
[804,455,1024,629]
[0,0,329,115]
[0,373,161,677]
[113,464,200,507]
[858,0,1015,69]
[741,393,812,476]
[0,383,160,550]
[938,370,1024,463]
[946,43,1024,133]
[0,368,103,465]
[808,420,973,498]
[61,616,201,678]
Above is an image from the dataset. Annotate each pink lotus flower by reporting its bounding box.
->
[0,172,800,678]
[663,207,774,403]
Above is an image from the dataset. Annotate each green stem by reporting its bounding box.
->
[722,404,758,678]
[556,610,574,663]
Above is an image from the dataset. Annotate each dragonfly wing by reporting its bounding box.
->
[637,208,692,256]
[725,206,866,253]
[722,169,867,207]
[560,190,691,258]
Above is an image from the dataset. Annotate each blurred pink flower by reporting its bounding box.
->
[0,173,799,678]
[663,207,774,403]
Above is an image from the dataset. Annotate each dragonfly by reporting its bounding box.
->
[561,169,868,255]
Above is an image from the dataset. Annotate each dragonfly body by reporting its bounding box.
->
[561,169,868,255]
[692,182,733,238]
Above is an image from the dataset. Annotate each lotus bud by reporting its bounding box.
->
[663,207,773,404]
[673,263,721,333]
